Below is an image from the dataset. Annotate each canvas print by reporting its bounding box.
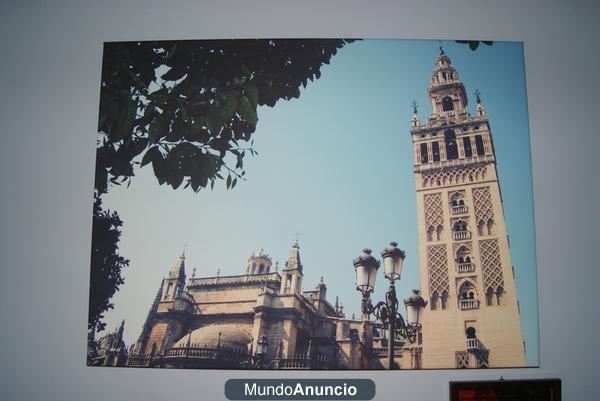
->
[87,39,539,370]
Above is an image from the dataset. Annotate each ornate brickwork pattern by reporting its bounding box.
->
[427,245,449,295]
[472,187,494,223]
[456,351,469,368]
[479,239,504,292]
[421,165,487,188]
[476,350,490,368]
[424,193,444,229]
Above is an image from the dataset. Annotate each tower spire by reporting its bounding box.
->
[474,89,486,117]
[428,47,469,117]
[411,100,420,128]
[281,241,304,294]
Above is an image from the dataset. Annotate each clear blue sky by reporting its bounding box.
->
[100,39,539,366]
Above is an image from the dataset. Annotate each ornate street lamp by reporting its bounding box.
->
[354,248,380,295]
[353,243,427,370]
[404,289,427,328]
[381,241,405,282]
[256,335,268,357]
[240,335,275,369]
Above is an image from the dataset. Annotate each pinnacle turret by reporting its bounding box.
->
[285,241,302,272]
[427,47,469,118]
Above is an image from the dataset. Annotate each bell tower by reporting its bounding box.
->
[411,45,526,368]
[281,241,303,294]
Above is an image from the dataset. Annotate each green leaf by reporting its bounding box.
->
[221,89,240,121]
[238,95,257,125]
[240,63,251,78]
[148,121,158,144]
[206,108,222,134]
[180,104,189,122]
[114,98,136,141]
[226,174,232,189]
[243,81,259,108]
[231,177,237,189]
[170,173,184,189]
[152,157,163,181]
[140,146,159,167]
[190,114,207,131]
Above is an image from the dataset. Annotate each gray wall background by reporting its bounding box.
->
[1,0,598,400]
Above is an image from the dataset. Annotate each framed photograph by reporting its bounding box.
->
[88,38,538,370]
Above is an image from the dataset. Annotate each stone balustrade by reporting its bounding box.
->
[414,154,494,172]
[466,338,479,351]
[459,299,479,310]
[188,272,280,288]
[457,262,475,273]
[453,230,471,240]
[451,205,468,214]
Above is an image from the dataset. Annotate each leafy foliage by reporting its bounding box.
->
[455,40,493,51]
[89,194,130,332]
[96,39,355,194]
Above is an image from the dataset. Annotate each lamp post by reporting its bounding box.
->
[241,335,275,369]
[353,243,427,370]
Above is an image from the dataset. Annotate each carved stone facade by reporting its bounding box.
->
[123,244,414,369]
[411,46,526,368]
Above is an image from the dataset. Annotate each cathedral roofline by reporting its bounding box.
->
[187,272,281,289]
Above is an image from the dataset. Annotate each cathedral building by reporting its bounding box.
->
[411,45,526,368]
[124,243,405,370]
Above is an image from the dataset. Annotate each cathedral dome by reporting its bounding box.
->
[174,325,252,348]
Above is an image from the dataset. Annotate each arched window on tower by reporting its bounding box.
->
[258,263,265,274]
[432,141,440,161]
[436,224,444,241]
[466,327,477,339]
[496,286,504,305]
[427,225,435,242]
[452,220,470,240]
[475,135,485,156]
[445,130,458,160]
[456,246,474,273]
[465,326,479,353]
[477,220,485,236]
[458,281,479,310]
[442,96,454,111]
[284,274,292,293]
[486,218,495,235]
[450,192,467,214]
[463,137,473,157]
[420,143,429,163]
[430,291,439,310]
[441,290,449,310]
[486,287,494,306]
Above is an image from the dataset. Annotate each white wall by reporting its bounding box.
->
[1,0,598,399]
